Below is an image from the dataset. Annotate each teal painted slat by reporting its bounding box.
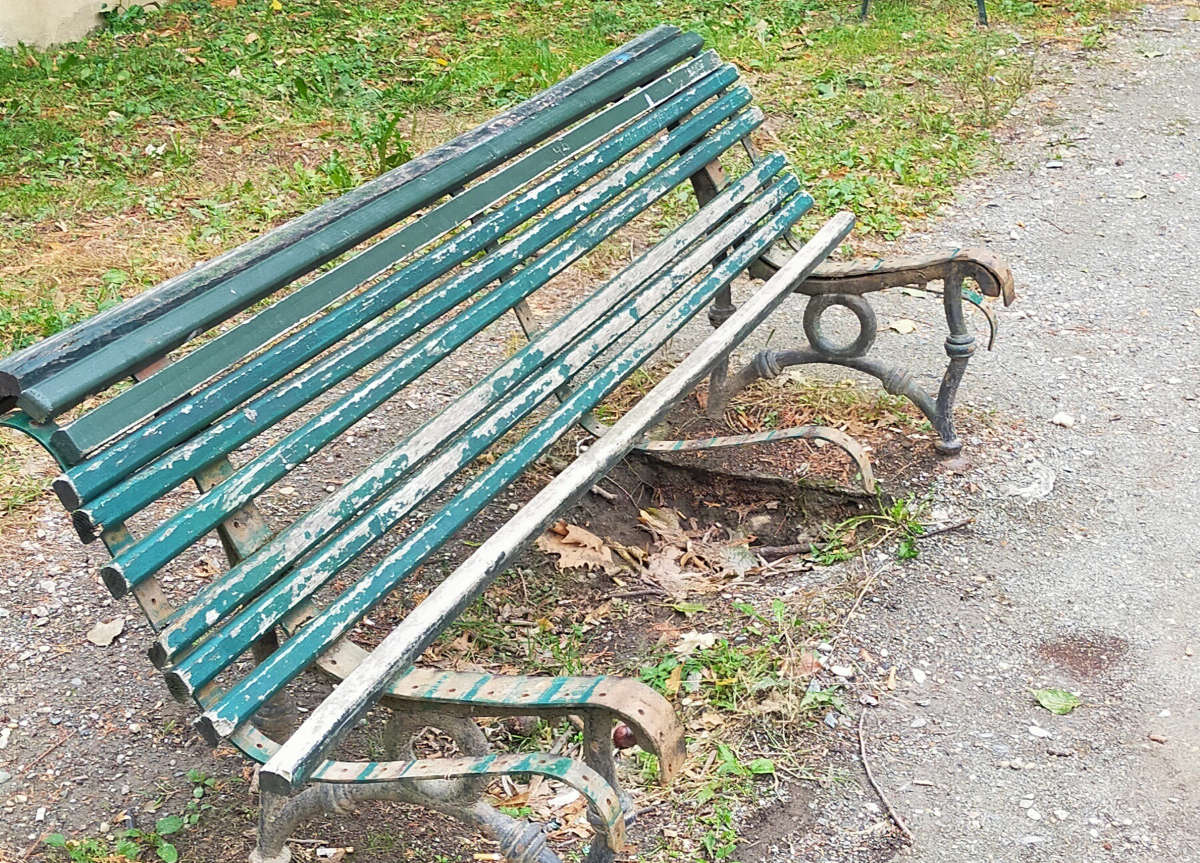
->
[165,169,795,697]
[63,72,743,517]
[12,29,704,423]
[153,154,787,666]
[162,162,796,700]
[54,52,728,463]
[101,96,761,592]
[196,183,813,736]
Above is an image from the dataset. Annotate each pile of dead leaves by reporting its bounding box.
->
[536,509,758,600]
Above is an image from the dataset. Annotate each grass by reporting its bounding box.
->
[0,0,1135,509]
[0,0,1135,348]
[44,770,219,863]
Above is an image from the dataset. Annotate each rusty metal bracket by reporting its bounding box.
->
[719,244,1015,457]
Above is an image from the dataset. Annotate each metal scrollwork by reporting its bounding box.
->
[802,293,877,359]
[383,711,490,807]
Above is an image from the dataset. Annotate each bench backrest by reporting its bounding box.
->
[0,27,815,750]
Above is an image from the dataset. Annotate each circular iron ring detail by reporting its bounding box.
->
[383,711,489,806]
[802,293,877,359]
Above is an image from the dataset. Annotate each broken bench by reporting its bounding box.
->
[0,26,1012,863]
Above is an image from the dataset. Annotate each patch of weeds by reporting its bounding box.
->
[365,831,401,853]
[351,112,415,176]
[697,802,741,861]
[948,35,1037,128]
[46,816,181,863]
[811,494,929,563]
[526,620,587,675]
[45,770,218,863]
[639,637,776,712]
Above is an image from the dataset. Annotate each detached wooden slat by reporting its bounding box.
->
[1,27,701,422]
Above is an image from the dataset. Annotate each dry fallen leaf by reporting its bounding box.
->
[674,630,718,657]
[888,318,918,334]
[535,522,618,572]
[86,617,124,646]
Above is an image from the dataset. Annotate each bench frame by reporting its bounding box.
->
[0,27,1011,863]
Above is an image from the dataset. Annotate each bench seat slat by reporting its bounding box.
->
[166,172,800,698]
[197,182,814,742]
[62,69,744,519]
[2,27,702,423]
[100,96,762,594]
[259,212,855,794]
[52,51,726,464]
[150,155,788,668]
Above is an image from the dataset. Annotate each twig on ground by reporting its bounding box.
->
[751,542,810,560]
[589,484,616,502]
[920,517,974,540]
[23,727,75,775]
[602,474,640,508]
[19,833,49,860]
[611,587,667,599]
[858,708,914,844]
[830,557,876,649]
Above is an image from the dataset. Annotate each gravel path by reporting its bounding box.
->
[763,4,1200,861]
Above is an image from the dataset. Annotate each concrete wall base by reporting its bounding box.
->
[0,1,157,49]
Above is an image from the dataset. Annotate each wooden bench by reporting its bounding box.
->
[0,27,1011,863]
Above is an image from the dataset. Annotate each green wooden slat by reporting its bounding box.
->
[63,81,739,525]
[151,155,787,667]
[106,101,763,602]
[197,184,814,740]
[62,72,743,519]
[9,30,704,423]
[53,51,727,463]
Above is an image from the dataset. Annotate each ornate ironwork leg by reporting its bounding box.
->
[250,710,577,863]
[932,267,976,455]
[579,712,634,863]
[251,777,565,863]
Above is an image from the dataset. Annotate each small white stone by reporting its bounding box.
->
[910,716,928,729]
[912,667,927,684]
[1028,725,1052,738]
[1054,809,1070,821]
[1051,411,1076,428]
[1028,809,1042,821]
[830,665,854,679]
